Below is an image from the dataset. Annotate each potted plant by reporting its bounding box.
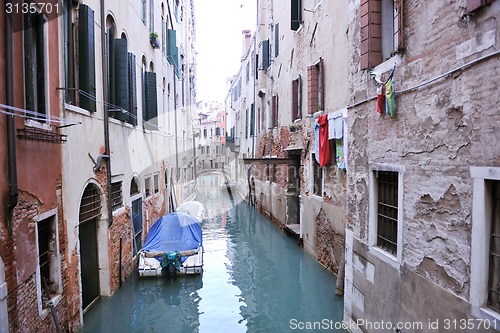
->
[149,32,160,49]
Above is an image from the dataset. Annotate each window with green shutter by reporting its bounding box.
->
[78,4,96,112]
[128,53,138,126]
[109,38,129,122]
[24,11,47,118]
[250,103,255,136]
[143,71,158,129]
[167,29,180,77]
[262,40,270,70]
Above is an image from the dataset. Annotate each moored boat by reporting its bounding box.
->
[138,202,204,278]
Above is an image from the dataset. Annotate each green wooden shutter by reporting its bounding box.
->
[144,72,158,128]
[255,54,259,79]
[250,103,255,136]
[291,0,302,31]
[128,53,138,126]
[275,23,279,58]
[35,13,46,116]
[78,4,96,112]
[24,13,35,112]
[262,40,269,70]
[108,28,116,105]
[114,38,129,121]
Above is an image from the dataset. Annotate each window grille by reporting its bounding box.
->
[111,182,123,211]
[79,185,102,223]
[376,171,398,255]
[38,218,51,287]
[488,180,500,312]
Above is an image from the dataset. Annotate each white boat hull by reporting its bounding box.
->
[138,246,203,277]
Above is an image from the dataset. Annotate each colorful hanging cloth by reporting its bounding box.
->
[385,67,396,117]
[317,115,330,166]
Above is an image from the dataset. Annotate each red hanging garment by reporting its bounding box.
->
[317,115,330,166]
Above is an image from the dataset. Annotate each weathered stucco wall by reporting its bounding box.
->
[345,0,500,331]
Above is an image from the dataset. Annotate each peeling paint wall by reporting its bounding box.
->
[345,0,500,331]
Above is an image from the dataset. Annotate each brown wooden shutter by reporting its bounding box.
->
[360,0,382,69]
[307,65,318,114]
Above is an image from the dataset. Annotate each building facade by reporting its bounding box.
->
[1,0,197,331]
[344,0,500,331]
[227,0,500,331]
[226,0,349,273]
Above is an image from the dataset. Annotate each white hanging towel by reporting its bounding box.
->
[327,111,343,140]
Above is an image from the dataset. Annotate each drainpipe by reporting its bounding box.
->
[6,0,18,226]
[100,0,113,226]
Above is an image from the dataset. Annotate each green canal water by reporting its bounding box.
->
[79,174,345,332]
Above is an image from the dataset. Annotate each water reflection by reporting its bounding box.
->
[80,174,344,333]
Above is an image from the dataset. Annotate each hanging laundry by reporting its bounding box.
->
[385,66,396,117]
[385,75,396,117]
[336,139,346,169]
[327,111,343,140]
[317,115,330,166]
[376,84,385,114]
[314,119,320,163]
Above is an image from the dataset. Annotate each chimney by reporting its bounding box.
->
[241,29,252,60]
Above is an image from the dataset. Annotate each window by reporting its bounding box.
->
[262,40,270,70]
[154,174,160,194]
[24,10,47,118]
[35,210,62,312]
[143,71,158,129]
[215,127,220,136]
[368,166,403,264]
[145,176,151,197]
[292,75,302,120]
[360,0,403,69]
[375,171,399,255]
[307,58,324,114]
[111,181,123,211]
[250,103,255,136]
[63,0,76,105]
[470,167,500,320]
[488,180,500,312]
[291,0,302,31]
[167,29,180,76]
[271,95,278,128]
[312,154,322,196]
[275,23,280,57]
[130,177,140,195]
[147,0,153,32]
[78,4,96,112]
[140,0,146,24]
[246,62,250,83]
[201,146,205,154]
[203,128,207,137]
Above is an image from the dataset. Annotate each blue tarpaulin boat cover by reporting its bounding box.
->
[142,212,202,253]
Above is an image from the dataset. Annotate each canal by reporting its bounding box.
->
[79,174,345,332]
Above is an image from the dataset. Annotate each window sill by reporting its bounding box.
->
[372,54,402,74]
[24,119,51,131]
[65,103,91,116]
[112,206,125,216]
[477,307,500,327]
[40,294,62,319]
[369,246,400,271]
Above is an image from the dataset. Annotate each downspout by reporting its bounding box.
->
[100,0,113,226]
[6,0,18,228]
[166,1,179,182]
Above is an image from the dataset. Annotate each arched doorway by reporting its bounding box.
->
[79,183,102,311]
